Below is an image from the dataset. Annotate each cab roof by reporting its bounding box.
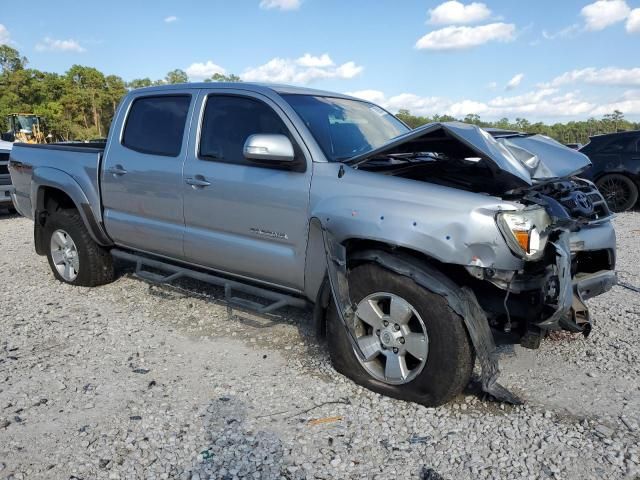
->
[129,82,359,101]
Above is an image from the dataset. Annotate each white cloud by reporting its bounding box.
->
[542,23,581,40]
[428,1,492,25]
[505,73,524,90]
[626,8,640,32]
[185,61,226,80]
[346,86,603,119]
[0,24,10,45]
[259,0,301,11]
[164,16,178,23]
[296,53,333,68]
[415,22,516,50]
[347,90,452,117]
[487,88,559,109]
[486,81,498,89]
[591,89,640,115]
[581,0,630,31]
[541,67,640,88]
[345,90,387,104]
[35,37,86,53]
[241,54,363,84]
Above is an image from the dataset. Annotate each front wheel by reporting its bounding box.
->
[596,174,639,212]
[327,263,474,407]
[44,208,114,287]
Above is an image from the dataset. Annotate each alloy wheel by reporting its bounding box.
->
[352,292,429,385]
[50,229,80,281]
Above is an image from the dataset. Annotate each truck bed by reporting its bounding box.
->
[8,142,105,222]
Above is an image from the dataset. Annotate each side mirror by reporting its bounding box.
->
[243,134,295,163]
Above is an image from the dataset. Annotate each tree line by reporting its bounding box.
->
[1,45,637,143]
[0,46,240,141]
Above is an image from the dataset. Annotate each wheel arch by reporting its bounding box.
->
[310,220,520,403]
[32,171,112,254]
[310,230,467,339]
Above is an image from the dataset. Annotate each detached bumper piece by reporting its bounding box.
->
[536,233,616,336]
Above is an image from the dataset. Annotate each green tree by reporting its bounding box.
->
[127,78,153,89]
[66,65,107,137]
[165,69,188,84]
[463,114,482,126]
[206,73,242,82]
[0,45,27,73]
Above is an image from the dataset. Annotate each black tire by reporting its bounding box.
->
[44,208,114,287]
[7,206,17,215]
[596,174,639,212]
[327,263,474,407]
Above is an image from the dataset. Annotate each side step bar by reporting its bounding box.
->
[111,249,308,314]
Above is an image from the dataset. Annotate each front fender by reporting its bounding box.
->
[32,167,112,246]
[310,196,524,272]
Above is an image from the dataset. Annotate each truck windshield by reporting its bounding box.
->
[283,95,409,162]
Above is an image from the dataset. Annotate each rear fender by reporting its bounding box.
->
[32,167,112,247]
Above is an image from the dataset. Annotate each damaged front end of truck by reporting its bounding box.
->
[320,122,617,404]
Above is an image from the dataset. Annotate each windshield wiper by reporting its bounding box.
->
[338,152,441,165]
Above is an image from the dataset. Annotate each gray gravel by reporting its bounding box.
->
[1,210,639,480]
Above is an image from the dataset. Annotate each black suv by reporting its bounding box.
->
[580,130,640,212]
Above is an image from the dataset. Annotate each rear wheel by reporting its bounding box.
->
[327,263,474,407]
[44,208,114,286]
[596,174,638,212]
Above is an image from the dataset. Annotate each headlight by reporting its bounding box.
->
[496,207,551,260]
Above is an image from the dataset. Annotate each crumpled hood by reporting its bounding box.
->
[346,122,591,189]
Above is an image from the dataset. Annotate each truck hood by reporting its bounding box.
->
[346,122,591,189]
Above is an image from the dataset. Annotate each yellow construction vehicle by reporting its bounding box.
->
[4,114,50,143]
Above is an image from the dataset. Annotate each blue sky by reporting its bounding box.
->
[1,0,640,122]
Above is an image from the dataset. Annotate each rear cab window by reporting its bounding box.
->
[122,95,191,156]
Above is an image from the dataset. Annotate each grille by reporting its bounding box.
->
[0,151,9,175]
[561,180,611,221]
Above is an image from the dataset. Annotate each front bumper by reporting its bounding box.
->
[537,241,616,331]
[0,183,13,205]
[537,221,616,333]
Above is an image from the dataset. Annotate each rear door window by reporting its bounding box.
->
[600,136,633,153]
[122,95,191,157]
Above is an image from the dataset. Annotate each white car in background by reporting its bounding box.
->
[0,139,15,212]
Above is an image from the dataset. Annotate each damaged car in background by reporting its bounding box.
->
[8,84,616,406]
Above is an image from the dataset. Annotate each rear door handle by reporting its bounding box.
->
[185,176,211,188]
[105,165,128,176]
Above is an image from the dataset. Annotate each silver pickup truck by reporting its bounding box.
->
[9,83,616,406]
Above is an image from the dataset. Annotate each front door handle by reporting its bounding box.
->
[185,176,212,188]
[106,165,128,176]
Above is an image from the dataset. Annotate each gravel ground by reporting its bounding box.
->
[1,210,639,480]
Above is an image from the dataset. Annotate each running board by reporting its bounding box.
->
[111,249,308,314]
